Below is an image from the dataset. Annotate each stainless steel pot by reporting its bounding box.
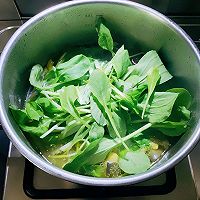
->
[0,0,200,186]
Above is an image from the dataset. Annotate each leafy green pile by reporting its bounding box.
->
[10,19,192,177]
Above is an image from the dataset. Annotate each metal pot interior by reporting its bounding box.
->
[0,0,200,186]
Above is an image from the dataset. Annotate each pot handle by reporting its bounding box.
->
[0,26,20,36]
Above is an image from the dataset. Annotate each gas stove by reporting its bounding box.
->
[0,1,200,200]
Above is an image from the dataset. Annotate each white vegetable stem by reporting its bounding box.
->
[73,119,92,139]
[40,121,63,138]
[41,92,62,110]
[41,91,59,96]
[77,108,91,114]
[111,85,126,99]
[122,123,152,143]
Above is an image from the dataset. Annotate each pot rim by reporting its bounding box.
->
[0,0,200,186]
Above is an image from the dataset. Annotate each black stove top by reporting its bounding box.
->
[0,130,9,199]
[23,160,176,199]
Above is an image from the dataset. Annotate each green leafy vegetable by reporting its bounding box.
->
[86,137,118,165]
[89,69,111,105]
[59,85,79,119]
[142,67,160,118]
[29,64,44,89]
[167,88,192,109]
[124,50,172,85]
[89,69,129,149]
[21,118,52,136]
[96,21,114,54]
[63,139,101,172]
[153,120,188,136]
[9,18,192,178]
[36,97,61,114]
[77,84,91,105]
[178,106,190,120]
[87,123,152,165]
[57,54,91,82]
[107,111,127,138]
[111,45,131,78]
[140,92,178,123]
[119,151,151,174]
[9,105,29,124]
[89,122,104,142]
[25,102,44,121]
[58,119,82,140]
[90,96,107,126]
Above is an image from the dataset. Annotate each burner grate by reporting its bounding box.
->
[23,160,176,199]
